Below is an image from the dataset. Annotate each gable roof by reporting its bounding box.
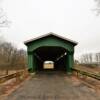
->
[24,32,78,46]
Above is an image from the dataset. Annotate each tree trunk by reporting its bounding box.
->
[5,69,9,75]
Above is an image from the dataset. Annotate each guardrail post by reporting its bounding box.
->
[16,72,20,83]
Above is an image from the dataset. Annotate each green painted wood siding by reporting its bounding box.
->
[27,36,74,52]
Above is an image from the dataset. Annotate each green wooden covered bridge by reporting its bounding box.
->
[24,32,78,74]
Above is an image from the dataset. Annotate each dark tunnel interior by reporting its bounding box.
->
[34,46,67,72]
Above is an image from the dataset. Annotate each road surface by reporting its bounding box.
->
[4,71,100,100]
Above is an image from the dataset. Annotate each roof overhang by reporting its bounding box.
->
[24,32,78,46]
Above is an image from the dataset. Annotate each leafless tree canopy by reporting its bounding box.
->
[0,38,27,72]
[0,8,10,27]
[95,53,100,64]
[80,52,100,65]
[80,53,93,64]
[94,0,100,15]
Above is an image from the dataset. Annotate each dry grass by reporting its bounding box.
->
[75,65,100,75]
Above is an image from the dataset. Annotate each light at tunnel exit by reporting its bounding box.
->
[43,61,54,69]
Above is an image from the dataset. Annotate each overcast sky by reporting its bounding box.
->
[0,0,100,59]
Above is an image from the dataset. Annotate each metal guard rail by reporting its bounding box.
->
[72,68,100,80]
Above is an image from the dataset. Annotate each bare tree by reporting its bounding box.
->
[0,8,10,27]
[10,48,27,69]
[0,38,27,75]
[95,53,100,64]
[88,53,93,63]
[80,54,87,64]
[15,49,27,68]
[80,53,93,64]
[0,42,15,74]
[74,60,79,64]
[94,0,100,15]
[0,0,11,27]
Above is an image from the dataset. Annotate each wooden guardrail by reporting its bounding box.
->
[0,70,28,84]
[72,68,100,80]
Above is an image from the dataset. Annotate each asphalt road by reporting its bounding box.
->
[5,71,100,100]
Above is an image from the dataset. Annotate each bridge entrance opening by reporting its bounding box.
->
[34,46,67,72]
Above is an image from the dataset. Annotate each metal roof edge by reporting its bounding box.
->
[24,32,78,45]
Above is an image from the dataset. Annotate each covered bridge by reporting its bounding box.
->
[24,32,78,73]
